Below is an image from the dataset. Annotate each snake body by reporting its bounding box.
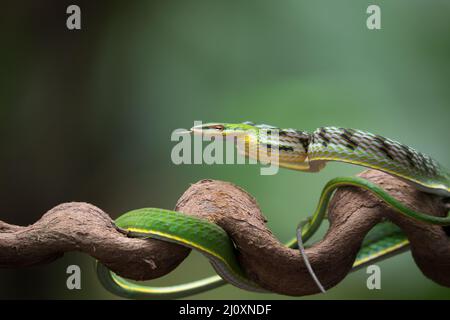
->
[97,122,450,299]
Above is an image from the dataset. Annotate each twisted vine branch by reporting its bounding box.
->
[0,170,449,296]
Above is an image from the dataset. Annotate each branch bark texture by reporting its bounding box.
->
[0,170,449,296]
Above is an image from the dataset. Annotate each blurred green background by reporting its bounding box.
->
[0,0,449,299]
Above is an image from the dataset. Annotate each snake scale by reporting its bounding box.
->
[97,122,450,298]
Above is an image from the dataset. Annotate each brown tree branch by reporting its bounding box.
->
[0,170,449,296]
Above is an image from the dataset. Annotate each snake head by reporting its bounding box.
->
[190,122,258,139]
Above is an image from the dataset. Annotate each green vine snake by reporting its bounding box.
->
[97,122,450,299]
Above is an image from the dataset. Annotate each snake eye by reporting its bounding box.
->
[208,124,225,131]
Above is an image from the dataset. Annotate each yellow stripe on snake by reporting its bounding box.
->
[97,122,450,299]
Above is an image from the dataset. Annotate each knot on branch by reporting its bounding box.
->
[0,170,449,296]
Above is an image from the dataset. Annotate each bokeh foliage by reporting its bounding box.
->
[0,0,449,299]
